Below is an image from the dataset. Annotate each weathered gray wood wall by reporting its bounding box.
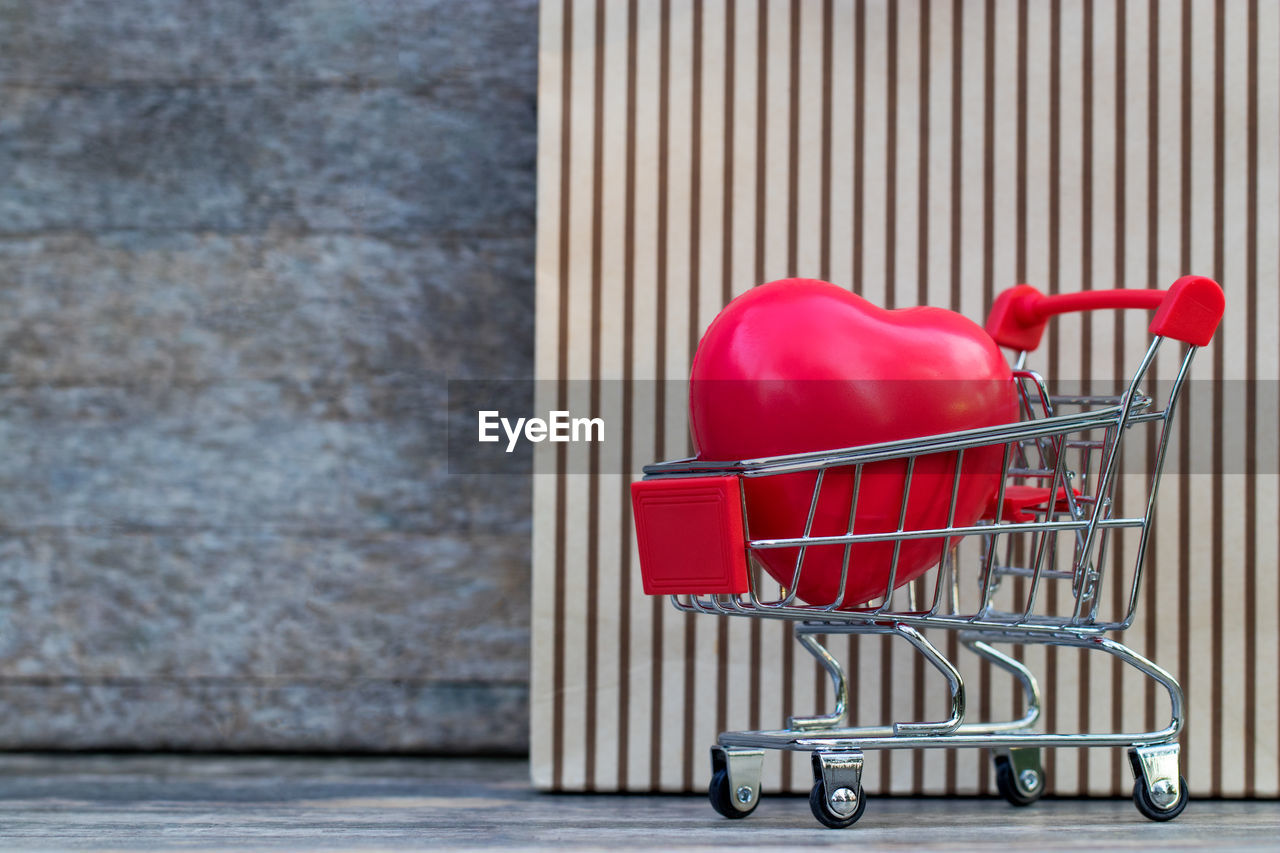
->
[0,0,536,752]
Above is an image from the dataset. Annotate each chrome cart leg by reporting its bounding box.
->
[708,746,764,819]
[788,629,849,731]
[1128,743,1189,821]
[992,747,1044,806]
[961,636,1042,732]
[809,751,867,829]
[891,624,965,736]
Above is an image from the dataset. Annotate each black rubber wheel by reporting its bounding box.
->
[994,755,1043,807]
[709,768,756,819]
[1133,774,1189,822]
[808,780,867,829]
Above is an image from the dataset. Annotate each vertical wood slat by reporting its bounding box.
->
[533,0,1280,797]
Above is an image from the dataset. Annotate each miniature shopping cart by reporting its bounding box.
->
[631,276,1224,827]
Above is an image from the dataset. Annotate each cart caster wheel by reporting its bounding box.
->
[1133,774,1188,822]
[994,753,1043,806]
[709,769,757,819]
[809,780,866,829]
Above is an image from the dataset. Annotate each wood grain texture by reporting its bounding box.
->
[0,755,1274,850]
[0,0,538,752]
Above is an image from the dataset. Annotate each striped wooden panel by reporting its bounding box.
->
[531,0,1280,797]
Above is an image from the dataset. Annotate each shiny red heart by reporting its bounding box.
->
[689,279,1018,606]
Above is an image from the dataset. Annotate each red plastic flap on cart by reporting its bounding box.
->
[631,476,750,595]
[986,484,1082,523]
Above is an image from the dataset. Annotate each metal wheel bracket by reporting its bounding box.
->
[711,746,765,813]
[995,747,1044,799]
[811,751,865,819]
[1128,743,1181,810]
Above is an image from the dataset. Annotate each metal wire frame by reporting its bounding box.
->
[644,335,1199,637]
[647,327,1207,819]
[715,622,1185,755]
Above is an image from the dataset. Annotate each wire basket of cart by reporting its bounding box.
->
[631,276,1224,827]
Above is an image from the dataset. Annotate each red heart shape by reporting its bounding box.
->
[689,279,1019,607]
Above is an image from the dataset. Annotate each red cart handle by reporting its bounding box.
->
[985,275,1224,352]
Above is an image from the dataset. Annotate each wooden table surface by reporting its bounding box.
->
[0,754,1273,851]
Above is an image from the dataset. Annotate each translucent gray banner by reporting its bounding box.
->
[446,379,1277,477]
